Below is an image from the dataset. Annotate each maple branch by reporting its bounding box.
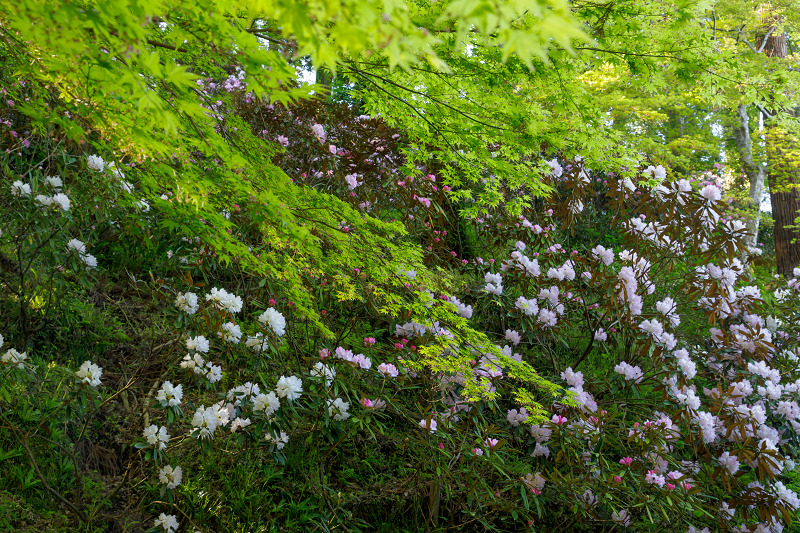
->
[146,39,188,53]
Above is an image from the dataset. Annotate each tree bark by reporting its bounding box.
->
[733,103,767,252]
[767,124,800,276]
[756,17,800,275]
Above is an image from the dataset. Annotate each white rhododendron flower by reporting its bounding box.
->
[699,184,722,203]
[185,335,209,353]
[65,238,95,268]
[11,180,31,196]
[311,362,335,385]
[206,287,243,314]
[219,321,242,344]
[275,375,303,401]
[205,362,223,383]
[259,307,286,336]
[107,161,125,179]
[327,398,350,421]
[34,194,52,208]
[230,417,251,433]
[67,238,86,255]
[76,361,102,387]
[52,193,70,211]
[191,403,231,439]
[156,381,183,407]
[1,348,27,369]
[377,363,398,378]
[154,513,179,532]
[245,334,267,352]
[87,154,105,171]
[265,430,289,450]
[253,391,281,416]
[175,292,199,314]
[143,425,170,450]
[614,361,643,383]
[82,254,98,269]
[158,465,182,489]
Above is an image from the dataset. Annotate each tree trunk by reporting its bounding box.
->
[756,19,800,275]
[767,124,800,276]
[733,103,767,252]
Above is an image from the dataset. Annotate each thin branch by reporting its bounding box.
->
[758,27,776,53]
[755,103,773,120]
[245,29,288,47]
[572,46,687,60]
[343,64,507,131]
[345,68,466,161]
[742,38,758,54]
[146,39,188,53]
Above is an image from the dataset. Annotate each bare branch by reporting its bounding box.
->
[758,27,776,53]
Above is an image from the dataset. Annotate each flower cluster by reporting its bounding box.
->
[66,238,98,269]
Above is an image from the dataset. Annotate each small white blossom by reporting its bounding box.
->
[11,180,31,196]
[265,430,289,450]
[156,381,183,407]
[76,361,102,387]
[154,513,179,532]
[67,238,86,255]
[205,287,243,314]
[82,254,98,269]
[1,348,27,369]
[327,397,351,421]
[218,322,242,344]
[311,362,336,385]
[143,425,170,450]
[185,335,209,353]
[253,391,281,416]
[158,465,182,489]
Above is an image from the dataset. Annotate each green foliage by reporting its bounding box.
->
[3,0,800,531]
